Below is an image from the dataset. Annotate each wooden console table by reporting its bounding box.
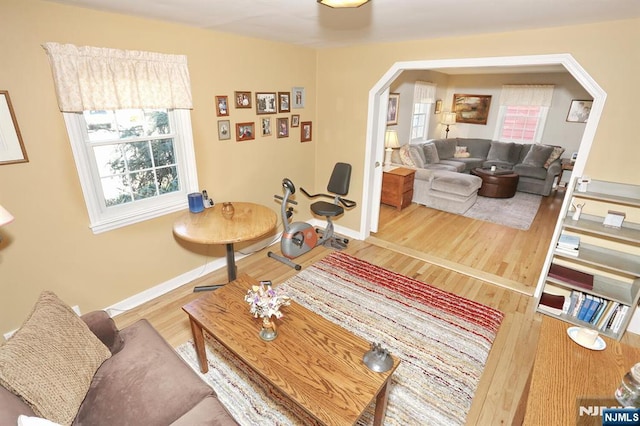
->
[381,167,415,211]
[522,316,640,425]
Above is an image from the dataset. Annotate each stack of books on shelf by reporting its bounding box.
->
[548,263,593,290]
[556,233,580,257]
[539,286,629,333]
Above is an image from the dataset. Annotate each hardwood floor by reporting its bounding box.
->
[113,189,638,425]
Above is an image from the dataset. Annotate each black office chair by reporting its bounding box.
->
[301,162,357,249]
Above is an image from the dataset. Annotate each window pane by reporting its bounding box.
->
[124,141,153,171]
[158,166,179,194]
[152,138,176,167]
[84,110,118,142]
[94,144,124,177]
[103,175,132,207]
[130,170,158,200]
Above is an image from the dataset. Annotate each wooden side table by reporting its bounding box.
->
[557,159,574,189]
[521,316,640,425]
[381,167,415,211]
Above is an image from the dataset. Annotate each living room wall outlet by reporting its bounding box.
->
[3,305,81,341]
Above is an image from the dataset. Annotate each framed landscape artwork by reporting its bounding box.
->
[453,94,492,125]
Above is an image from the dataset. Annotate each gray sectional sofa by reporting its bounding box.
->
[394,138,564,197]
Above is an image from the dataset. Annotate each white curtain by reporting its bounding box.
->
[499,84,554,107]
[42,42,193,112]
[413,81,436,103]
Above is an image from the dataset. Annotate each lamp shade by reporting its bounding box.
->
[441,112,457,126]
[317,0,370,7]
[384,130,400,149]
[0,204,14,227]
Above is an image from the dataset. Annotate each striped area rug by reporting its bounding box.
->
[176,252,504,425]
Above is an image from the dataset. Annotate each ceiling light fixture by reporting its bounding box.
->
[317,0,371,8]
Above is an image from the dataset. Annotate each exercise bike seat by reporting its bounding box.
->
[310,201,344,218]
[301,162,355,219]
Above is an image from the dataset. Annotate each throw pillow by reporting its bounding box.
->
[522,144,555,168]
[454,146,469,158]
[422,143,440,164]
[408,145,425,168]
[398,145,416,167]
[0,291,111,425]
[487,142,514,162]
[544,146,565,168]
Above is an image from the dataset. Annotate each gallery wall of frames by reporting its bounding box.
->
[215,87,311,143]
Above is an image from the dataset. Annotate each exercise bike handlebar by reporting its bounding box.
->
[299,187,357,209]
[273,194,298,205]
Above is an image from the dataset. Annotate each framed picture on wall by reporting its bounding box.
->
[0,90,28,165]
[256,92,277,114]
[215,95,229,117]
[291,114,300,127]
[278,92,291,113]
[261,117,272,136]
[452,94,492,125]
[217,119,231,140]
[434,99,443,114]
[236,122,255,141]
[277,117,289,138]
[301,121,312,142]
[234,91,252,108]
[566,99,592,123]
[292,87,305,109]
[387,93,399,125]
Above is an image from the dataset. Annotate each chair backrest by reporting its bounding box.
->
[327,162,351,196]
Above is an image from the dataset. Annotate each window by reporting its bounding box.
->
[496,105,549,144]
[43,43,198,233]
[64,109,198,233]
[410,81,436,141]
[495,84,554,144]
[411,102,433,140]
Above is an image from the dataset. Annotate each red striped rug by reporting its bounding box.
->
[177,251,504,425]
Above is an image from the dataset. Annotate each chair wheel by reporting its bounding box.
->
[295,265,302,271]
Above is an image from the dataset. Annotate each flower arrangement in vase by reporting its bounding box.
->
[244,280,290,341]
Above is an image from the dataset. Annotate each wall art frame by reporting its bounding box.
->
[300,121,312,142]
[386,93,399,125]
[215,95,229,117]
[261,117,272,137]
[0,90,28,165]
[452,93,492,125]
[291,114,300,127]
[255,92,277,115]
[278,92,291,113]
[235,122,255,141]
[434,99,443,114]
[234,91,252,108]
[292,87,305,109]
[566,99,592,123]
[217,119,231,140]
[277,117,289,138]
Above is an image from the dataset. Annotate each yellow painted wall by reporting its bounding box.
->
[1,0,639,335]
[0,0,317,333]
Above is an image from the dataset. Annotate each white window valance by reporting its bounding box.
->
[42,42,193,112]
[499,84,554,107]
[413,81,436,103]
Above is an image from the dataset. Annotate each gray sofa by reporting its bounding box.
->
[395,138,564,197]
[0,307,238,426]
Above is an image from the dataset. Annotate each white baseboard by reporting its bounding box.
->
[105,221,357,318]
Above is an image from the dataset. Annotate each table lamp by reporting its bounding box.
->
[441,112,457,139]
[384,130,400,166]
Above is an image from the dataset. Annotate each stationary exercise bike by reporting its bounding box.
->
[268,162,356,270]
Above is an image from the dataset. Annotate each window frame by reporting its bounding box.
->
[410,102,433,142]
[63,109,199,234]
[494,105,550,144]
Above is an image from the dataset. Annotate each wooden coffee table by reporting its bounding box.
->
[471,168,519,198]
[183,274,400,426]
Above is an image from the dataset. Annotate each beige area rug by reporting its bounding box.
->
[462,192,542,230]
[176,252,504,425]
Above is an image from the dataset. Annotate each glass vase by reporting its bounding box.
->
[259,316,278,341]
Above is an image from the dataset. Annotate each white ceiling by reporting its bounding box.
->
[47,0,640,49]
